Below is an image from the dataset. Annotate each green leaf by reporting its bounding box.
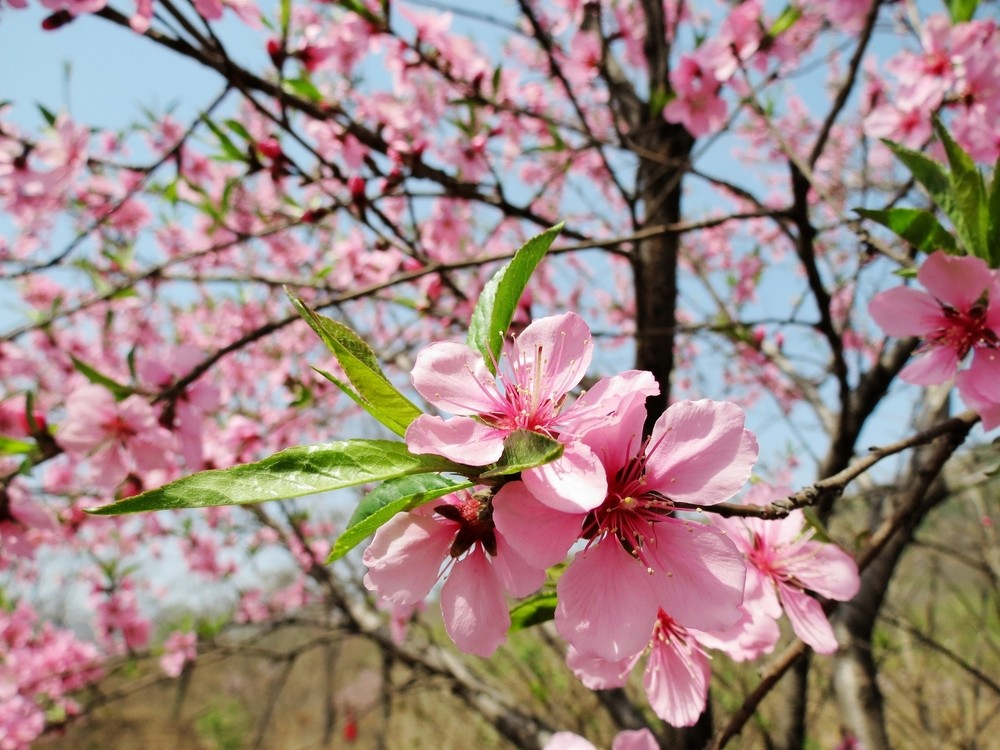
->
[479,429,564,479]
[280,0,291,33]
[87,440,461,515]
[327,474,472,562]
[466,223,563,373]
[801,507,831,544]
[202,117,245,162]
[988,155,1000,267]
[69,355,134,400]
[289,294,422,436]
[768,4,802,38]
[509,592,558,632]
[36,103,57,127]
[883,140,955,218]
[945,0,978,22]
[225,119,252,142]
[934,118,989,259]
[0,435,35,455]
[855,207,959,254]
[283,77,323,103]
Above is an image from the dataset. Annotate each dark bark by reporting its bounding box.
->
[633,120,694,425]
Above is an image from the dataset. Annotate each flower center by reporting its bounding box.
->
[928,300,999,359]
[435,490,497,558]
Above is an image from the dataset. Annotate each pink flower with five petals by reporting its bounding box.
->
[494,397,756,662]
[363,488,544,657]
[869,251,1000,428]
[406,312,658,512]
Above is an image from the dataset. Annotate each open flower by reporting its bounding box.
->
[869,251,1000,381]
[567,609,712,728]
[495,397,756,662]
[711,485,860,654]
[406,312,658,512]
[544,728,658,750]
[363,488,544,657]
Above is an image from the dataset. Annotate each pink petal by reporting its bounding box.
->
[696,605,781,662]
[564,369,659,440]
[644,400,756,506]
[543,733,597,750]
[612,730,660,750]
[957,350,1000,427]
[363,513,454,608]
[642,632,711,727]
[491,533,546,597]
[441,546,509,657]
[522,443,607,513]
[918,251,992,309]
[404,414,505,465]
[778,584,838,654]
[646,519,746,632]
[575,383,651,473]
[899,346,959,385]
[556,539,660,661]
[410,341,500,415]
[492,482,584,568]
[791,542,860,601]
[868,286,943,337]
[566,646,635,690]
[514,312,593,399]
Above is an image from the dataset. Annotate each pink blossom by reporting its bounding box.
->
[869,251,1000,427]
[496,397,755,661]
[57,384,177,490]
[663,53,728,137]
[406,313,657,513]
[711,485,860,654]
[568,608,712,728]
[544,728,658,750]
[363,488,545,657]
[159,631,197,678]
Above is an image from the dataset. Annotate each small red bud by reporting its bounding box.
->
[256,137,282,161]
[348,175,366,202]
[41,10,74,30]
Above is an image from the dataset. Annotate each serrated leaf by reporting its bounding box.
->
[883,140,955,218]
[69,355,134,400]
[87,440,460,515]
[479,429,564,479]
[327,475,472,562]
[855,207,958,254]
[0,435,35,455]
[466,223,563,373]
[934,119,989,259]
[509,592,558,632]
[290,294,422,436]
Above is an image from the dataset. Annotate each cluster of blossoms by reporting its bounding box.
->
[870,250,1000,429]
[363,312,860,726]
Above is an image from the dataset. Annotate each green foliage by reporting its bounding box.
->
[87,440,460,515]
[0,436,35,456]
[944,0,979,22]
[871,120,1000,266]
[195,700,251,750]
[69,355,134,400]
[288,294,422,437]
[466,223,563,373]
[508,591,558,632]
[854,208,959,254]
[327,475,472,562]
[478,430,564,479]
